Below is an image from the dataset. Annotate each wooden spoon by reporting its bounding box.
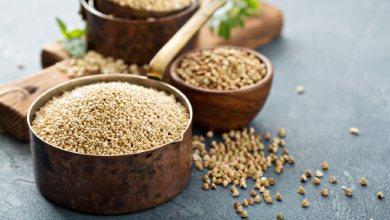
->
[147,0,227,79]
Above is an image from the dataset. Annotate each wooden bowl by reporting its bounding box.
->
[80,0,199,64]
[169,46,273,132]
[27,74,193,214]
[95,0,194,19]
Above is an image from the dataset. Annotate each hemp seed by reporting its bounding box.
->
[278,128,286,138]
[305,170,313,177]
[202,182,209,190]
[344,188,353,197]
[254,195,261,203]
[207,130,214,138]
[316,170,324,178]
[265,196,273,204]
[263,131,272,140]
[236,205,244,213]
[312,177,321,185]
[250,190,257,197]
[241,210,248,218]
[349,127,360,135]
[377,191,384,199]
[360,177,368,186]
[322,161,329,170]
[301,175,307,182]
[297,186,305,195]
[275,193,283,201]
[320,188,329,197]
[242,199,249,207]
[296,86,305,94]
[276,213,284,220]
[328,176,337,184]
[301,199,309,207]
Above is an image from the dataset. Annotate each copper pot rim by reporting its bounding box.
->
[170,45,274,94]
[27,74,193,158]
[81,0,199,23]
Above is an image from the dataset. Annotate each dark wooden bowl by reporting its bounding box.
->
[80,0,199,64]
[169,46,273,132]
[27,74,193,214]
[95,0,193,19]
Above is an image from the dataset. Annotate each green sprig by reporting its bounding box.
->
[55,17,86,57]
[208,0,261,40]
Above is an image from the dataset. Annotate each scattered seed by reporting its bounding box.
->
[241,210,248,218]
[254,195,262,203]
[236,205,244,213]
[377,191,384,199]
[328,176,337,184]
[301,175,307,182]
[344,188,353,197]
[263,131,272,140]
[265,196,273,204]
[234,202,241,209]
[202,182,209,190]
[316,170,324,178]
[278,128,286,138]
[305,170,313,177]
[301,199,309,207]
[268,178,276,186]
[320,188,329,197]
[247,198,255,205]
[276,213,284,220]
[195,160,203,170]
[242,199,249,206]
[232,190,240,197]
[222,180,229,187]
[322,161,329,170]
[349,127,360,135]
[275,193,283,201]
[312,177,321,185]
[207,130,214,138]
[360,177,368,186]
[297,186,305,195]
[250,190,257,197]
[211,183,217,190]
[259,186,266,193]
[296,86,305,94]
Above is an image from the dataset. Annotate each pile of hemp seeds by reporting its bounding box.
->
[192,128,385,219]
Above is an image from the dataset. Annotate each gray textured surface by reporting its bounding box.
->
[0,0,390,219]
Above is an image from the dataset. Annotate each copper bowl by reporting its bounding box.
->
[27,74,193,214]
[80,0,199,64]
[169,46,273,132]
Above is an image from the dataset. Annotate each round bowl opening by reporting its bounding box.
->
[170,45,274,94]
[27,74,193,157]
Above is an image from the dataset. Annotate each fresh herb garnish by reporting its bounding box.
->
[55,17,86,57]
[208,0,261,40]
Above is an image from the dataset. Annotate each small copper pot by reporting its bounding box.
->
[169,46,273,132]
[27,74,193,214]
[80,0,199,64]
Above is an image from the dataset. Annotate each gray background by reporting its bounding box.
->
[0,0,389,219]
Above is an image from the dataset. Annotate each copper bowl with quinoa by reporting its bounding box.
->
[27,74,193,214]
[169,46,273,132]
[80,0,199,64]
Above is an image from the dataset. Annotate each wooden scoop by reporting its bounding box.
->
[95,0,195,19]
[0,0,226,141]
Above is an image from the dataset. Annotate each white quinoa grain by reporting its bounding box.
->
[110,0,192,12]
[32,82,189,155]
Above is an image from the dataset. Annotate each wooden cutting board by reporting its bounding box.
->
[0,2,283,142]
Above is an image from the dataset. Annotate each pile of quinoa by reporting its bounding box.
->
[31,82,189,155]
[110,0,192,12]
[56,51,149,78]
[176,47,267,91]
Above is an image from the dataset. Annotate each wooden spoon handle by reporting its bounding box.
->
[148,0,226,79]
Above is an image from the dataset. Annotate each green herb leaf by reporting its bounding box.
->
[55,17,87,57]
[208,0,261,40]
[56,17,69,39]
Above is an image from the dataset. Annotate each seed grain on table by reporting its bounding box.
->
[32,82,189,155]
[177,47,267,91]
[110,0,192,12]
